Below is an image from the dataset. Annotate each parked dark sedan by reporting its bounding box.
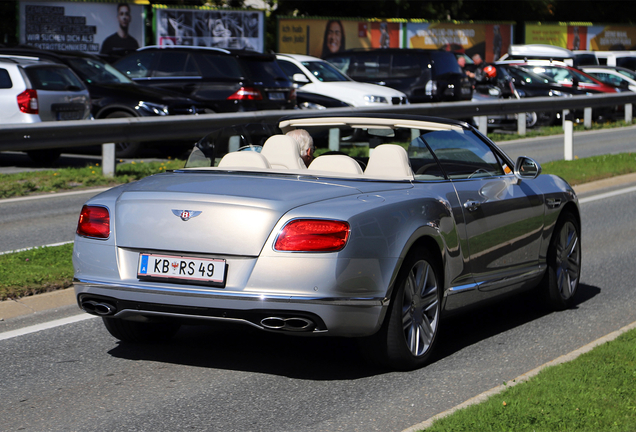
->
[0,47,209,157]
[324,48,472,103]
[114,46,296,113]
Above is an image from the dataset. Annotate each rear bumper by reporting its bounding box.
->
[74,279,388,337]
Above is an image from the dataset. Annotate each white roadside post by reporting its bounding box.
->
[626,103,633,124]
[329,128,340,152]
[563,110,573,161]
[477,115,488,135]
[584,107,592,129]
[517,112,526,136]
[102,143,115,177]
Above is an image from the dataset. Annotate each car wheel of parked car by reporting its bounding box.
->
[105,111,142,158]
[26,149,62,166]
[363,247,442,370]
[526,111,538,128]
[543,212,581,310]
[102,317,181,343]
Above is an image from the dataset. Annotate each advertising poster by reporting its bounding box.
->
[588,25,636,51]
[525,24,568,47]
[155,7,264,52]
[19,0,145,57]
[278,18,400,59]
[525,23,636,51]
[406,22,512,62]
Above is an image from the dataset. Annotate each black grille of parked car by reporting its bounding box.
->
[391,96,408,105]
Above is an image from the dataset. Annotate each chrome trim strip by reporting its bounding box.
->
[476,266,546,290]
[74,279,387,307]
[447,283,479,295]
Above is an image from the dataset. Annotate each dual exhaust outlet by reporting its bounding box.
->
[260,316,315,332]
[81,300,117,316]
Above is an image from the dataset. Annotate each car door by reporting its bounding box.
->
[420,129,545,292]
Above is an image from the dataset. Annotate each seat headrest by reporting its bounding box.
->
[260,135,306,170]
[217,151,271,169]
[308,154,363,175]
[364,144,414,180]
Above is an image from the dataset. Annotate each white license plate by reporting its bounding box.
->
[138,253,227,287]
[269,92,285,100]
[56,110,81,120]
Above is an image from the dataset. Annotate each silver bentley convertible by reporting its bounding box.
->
[73,113,581,370]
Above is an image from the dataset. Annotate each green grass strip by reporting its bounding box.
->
[0,159,186,199]
[0,243,75,300]
[424,329,636,431]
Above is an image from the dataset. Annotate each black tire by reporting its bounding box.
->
[543,212,581,310]
[102,317,180,343]
[104,111,142,158]
[26,149,62,166]
[362,247,443,370]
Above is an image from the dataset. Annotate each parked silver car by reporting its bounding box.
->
[0,55,91,162]
[73,113,581,370]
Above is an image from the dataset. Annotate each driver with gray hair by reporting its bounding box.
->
[286,129,315,167]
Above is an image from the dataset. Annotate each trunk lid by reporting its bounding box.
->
[114,172,363,256]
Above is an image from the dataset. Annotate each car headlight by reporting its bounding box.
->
[136,101,169,116]
[364,95,389,104]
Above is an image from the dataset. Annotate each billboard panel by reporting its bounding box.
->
[19,1,145,57]
[155,7,264,51]
[406,22,512,62]
[525,23,636,51]
[278,18,400,58]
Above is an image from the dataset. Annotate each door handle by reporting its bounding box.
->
[463,200,481,211]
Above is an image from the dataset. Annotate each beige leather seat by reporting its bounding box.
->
[260,135,306,170]
[364,144,414,180]
[308,154,363,175]
[217,151,271,169]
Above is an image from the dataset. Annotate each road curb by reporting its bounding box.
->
[402,319,636,432]
[0,287,76,321]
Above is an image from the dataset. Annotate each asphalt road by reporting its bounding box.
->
[0,179,636,431]
[1,182,636,431]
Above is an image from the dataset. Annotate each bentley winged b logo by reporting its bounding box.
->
[172,209,202,221]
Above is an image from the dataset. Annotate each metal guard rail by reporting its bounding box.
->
[2,92,636,152]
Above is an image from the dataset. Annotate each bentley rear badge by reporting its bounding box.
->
[172,209,202,221]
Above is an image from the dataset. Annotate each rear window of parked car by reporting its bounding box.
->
[197,53,243,79]
[0,69,11,88]
[25,66,85,91]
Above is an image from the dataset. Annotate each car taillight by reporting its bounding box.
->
[77,205,110,239]
[290,88,296,100]
[227,86,263,101]
[274,219,350,252]
[17,89,38,114]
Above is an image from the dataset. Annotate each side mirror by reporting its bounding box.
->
[292,73,310,84]
[514,156,541,180]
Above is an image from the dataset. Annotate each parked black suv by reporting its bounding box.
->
[114,46,296,112]
[324,48,472,103]
[0,47,209,157]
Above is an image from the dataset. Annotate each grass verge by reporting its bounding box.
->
[0,158,186,199]
[423,328,636,431]
[0,243,74,300]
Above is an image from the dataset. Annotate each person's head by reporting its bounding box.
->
[472,54,483,65]
[286,129,314,167]
[322,20,345,57]
[117,3,131,32]
[457,56,466,68]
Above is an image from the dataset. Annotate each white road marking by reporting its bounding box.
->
[0,314,96,341]
[0,241,73,256]
[579,184,636,204]
[0,187,111,204]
